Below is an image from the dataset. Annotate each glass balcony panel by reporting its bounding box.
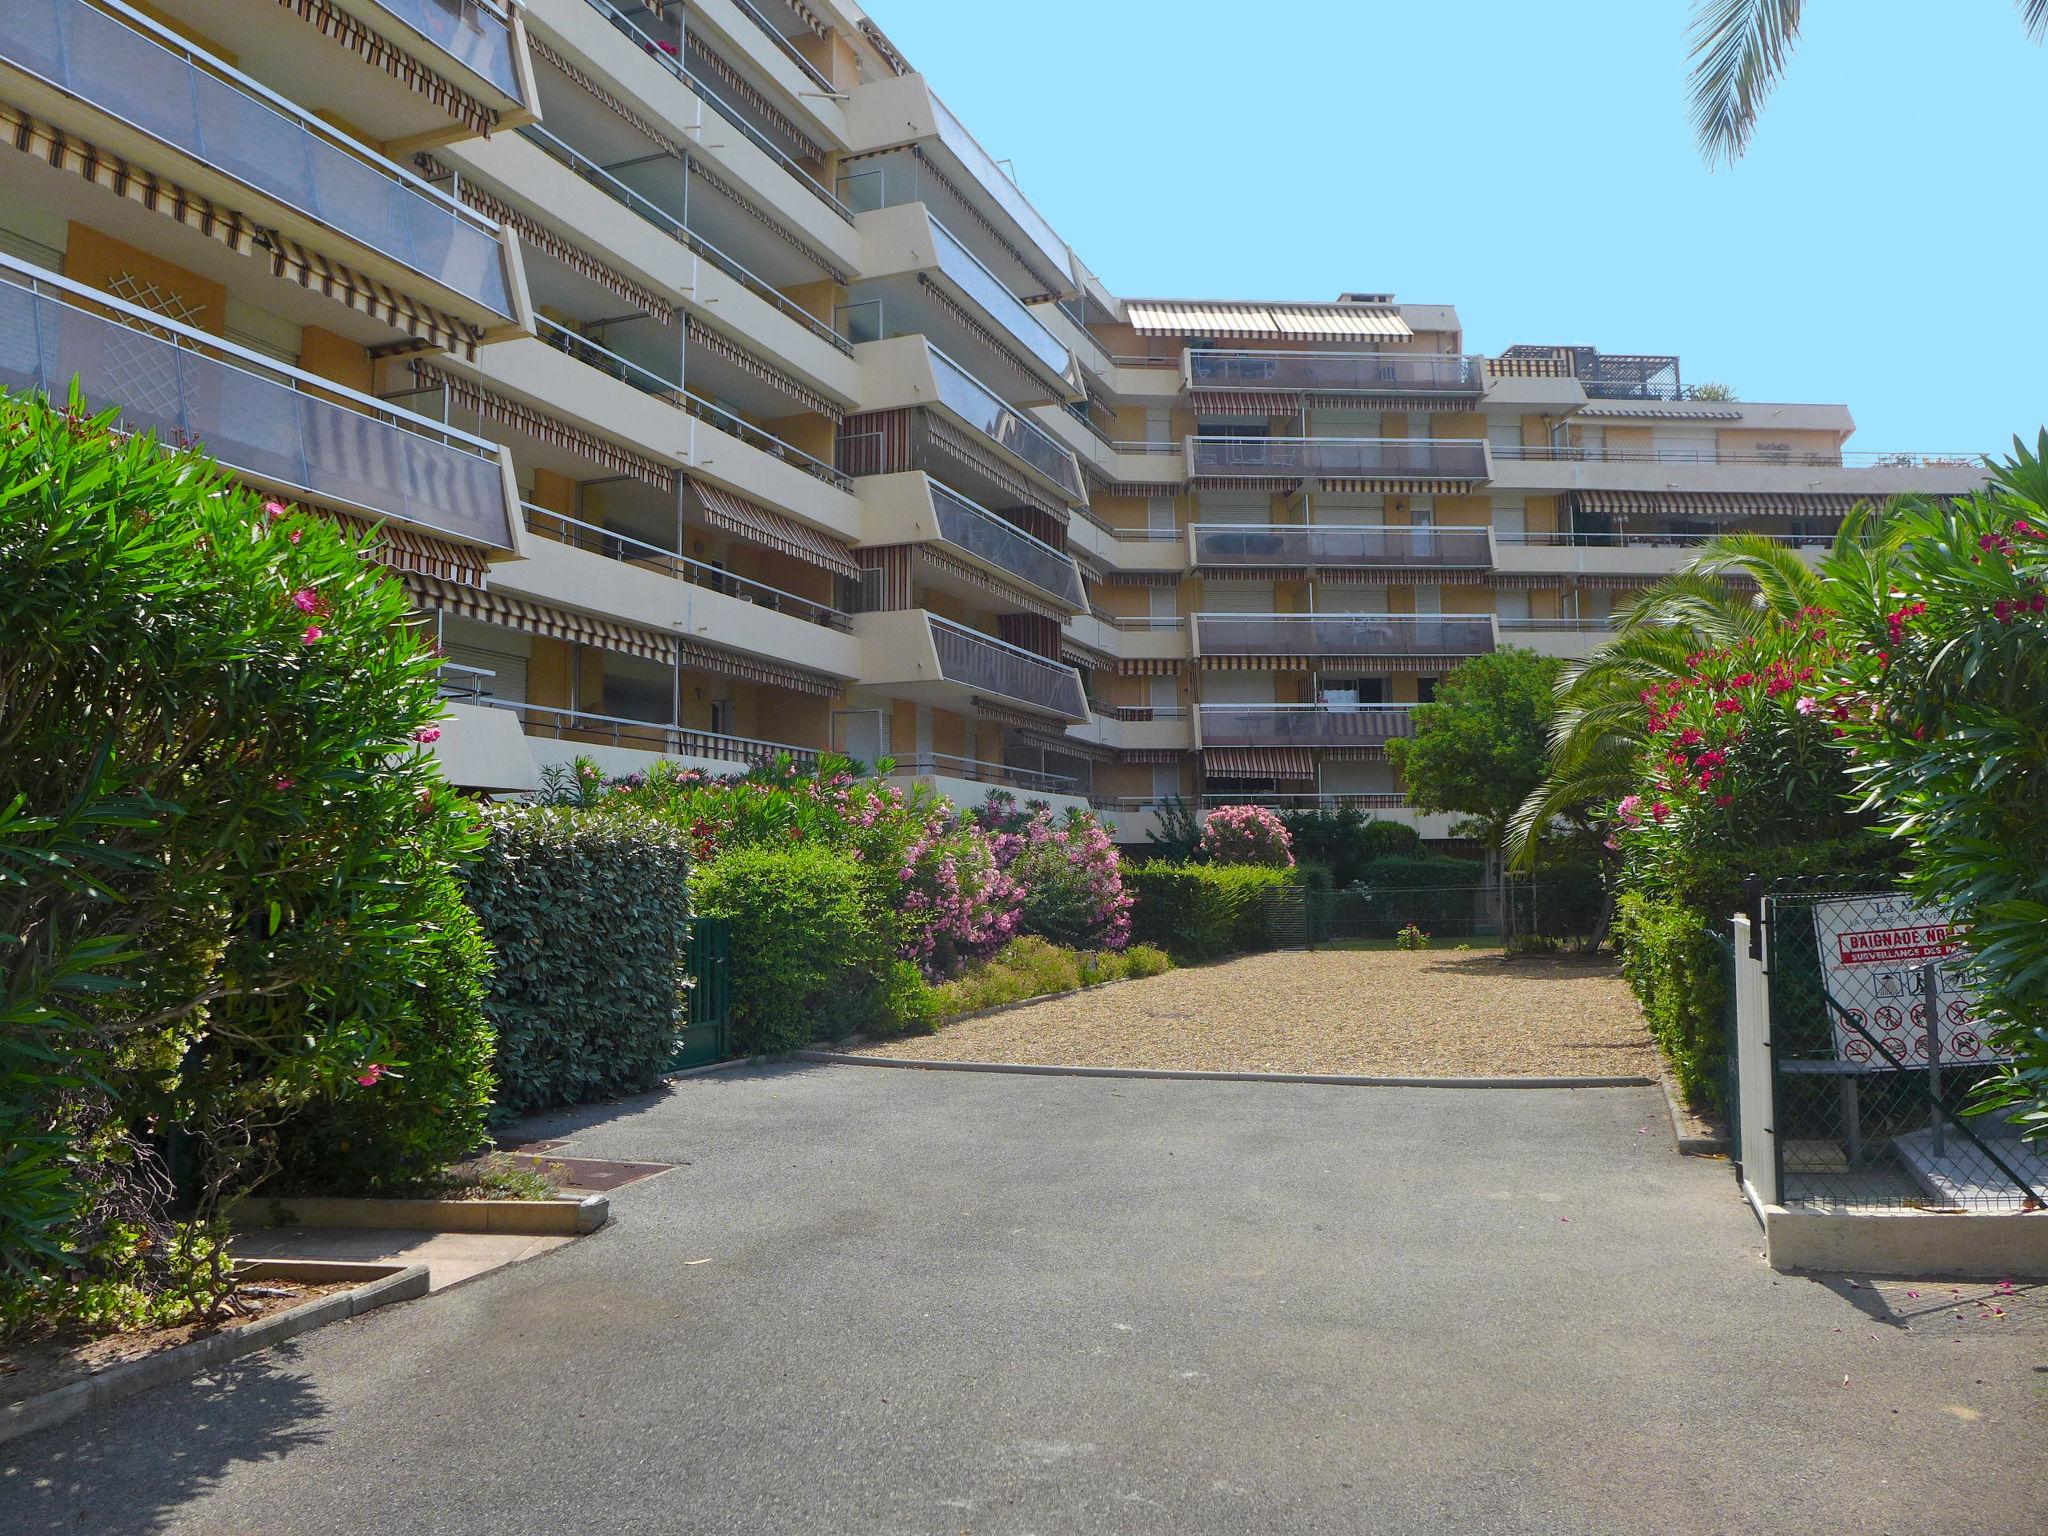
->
[926,345,1082,500]
[1188,437,1488,481]
[929,617,1086,718]
[1189,350,1480,394]
[2,0,511,316]
[1195,614,1495,656]
[1193,525,1492,568]
[927,218,1070,380]
[1199,705,1417,747]
[0,264,512,547]
[929,483,1085,608]
[368,0,524,100]
[930,95,1069,280]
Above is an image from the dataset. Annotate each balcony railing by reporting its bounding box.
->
[1188,436,1489,482]
[367,0,525,102]
[927,344,1084,501]
[1198,704,1417,747]
[510,124,851,355]
[536,318,850,490]
[929,94,1071,281]
[1496,618,1618,634]
[0,253,514,547]
[928,614,1088,719]
[929,483,1087,608]
[892,751,1081,797]
[471,696,824,770]
[1188,350,1481,395]
[1494,444,1986,471]
[1193,524,1493,569]
[1495,531,1833,549]
[1202,793,1410,811]
[1194,612,1497,657]
[725,0,837,93]
[927,216,1072,381]
[580,0,850,222]
[7,0,513,318]
[523,505,851,630]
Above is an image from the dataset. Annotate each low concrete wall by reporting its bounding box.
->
[1762,1203,2048,1278]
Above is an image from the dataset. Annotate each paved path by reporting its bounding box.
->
[5,1065,2044,1535]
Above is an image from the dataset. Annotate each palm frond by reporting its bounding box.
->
[2024,0,2048,42]
[1688,0,1805,165]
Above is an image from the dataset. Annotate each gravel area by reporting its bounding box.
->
[854,948,1659,1078]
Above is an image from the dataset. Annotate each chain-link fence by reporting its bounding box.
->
[1763,890,2047,1213]
[1250,881,1603,950]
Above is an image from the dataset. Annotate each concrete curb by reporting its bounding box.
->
[1661,1070,1732,1157]
[792,1050,1654,1090]
[1,1259,427,1448]
[664,1058,750,1081]
[229,1192,608,1236]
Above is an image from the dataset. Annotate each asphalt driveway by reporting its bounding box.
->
[5,1064,2044,1535]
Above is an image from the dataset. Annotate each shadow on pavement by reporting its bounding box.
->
[0,1346,326,1534]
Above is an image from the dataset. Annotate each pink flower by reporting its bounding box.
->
[272,776,295,792]
[356,1063,387,1087]
[290,588,325,615]
[264,499,289,521]
[1795,696,1818,716]
[301,625,323,644]
[414,725,443,744]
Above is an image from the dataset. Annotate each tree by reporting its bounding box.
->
[1686,381,1738,401]
[1688,0,2046,164]
[1389,648,1562,851]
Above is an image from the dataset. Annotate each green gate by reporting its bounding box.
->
[669,917,733,1070]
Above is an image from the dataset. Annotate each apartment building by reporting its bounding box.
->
[0,0,1988,844]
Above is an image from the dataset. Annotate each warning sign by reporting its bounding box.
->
[1811,895,2002,1071]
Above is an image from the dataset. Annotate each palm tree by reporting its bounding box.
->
[1505,532,1834,867]
[1689,0,2047,164]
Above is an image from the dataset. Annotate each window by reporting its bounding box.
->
[1416,677,1439,704]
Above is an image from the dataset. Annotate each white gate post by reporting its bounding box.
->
[1732,913,1779,1212]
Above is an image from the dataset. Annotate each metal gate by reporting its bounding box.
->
[668,917,733,1070]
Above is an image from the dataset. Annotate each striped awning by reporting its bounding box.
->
[785,0,831,37]
[972,697,1058,729]
[1321,478,1479,496]
[678,637,840,696]
[685,314,842,423]
[684,31,825,164]
[0,101,257,256]
[1488,572,1572,589]
[1119,747,1185,764]
[529,35,682,157]
[1315,568,1409,586]
[1322,745,1391,761]
[1060,636,1116,670]
[1193,476,1302,493]
[1127,301,1411,342]
[1571,489,1869,518]
[916,273,1060,394]
[268,233,481,358]
[1195,564,1309,582]
[1018,725,1114,762]
[685,477,858,579]
[858,16,912,72]
[1579,404,1744,421]
[1200,654,1460,673]
[273,0,497,138]
[332,511,490,588]
[1107,481,1185,498]
[1203,747,1314,778]
[408,574,677,663]
[1104,570,1179,586]
[685,154,850,282]
[1117,658,1185,676]
[1191,390,1302,415]
[916,544,1066,620]
[889,145,1064,302]
[408,359,677,490]
[425,161,674,324]
[923,412,1069,522]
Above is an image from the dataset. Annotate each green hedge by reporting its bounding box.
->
[464,805,693,1119]
[1355,854,1485,937]
[1278,808,1422,887]
[1614,891,1729,1110]
[1126,863,1294,962]
[693,843,903,1054]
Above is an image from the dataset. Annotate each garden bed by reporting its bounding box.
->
[848,948,1658,1079]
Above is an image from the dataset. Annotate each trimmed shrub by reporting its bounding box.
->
[1279,808,1423,887]
[694,843,887,1055]
[1614,892,1729,1110]
[464,806,693,1118]
[1127,863,1295,962]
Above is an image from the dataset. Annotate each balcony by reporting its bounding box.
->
[857,609,1087,721]
[1198,704,1416,748]
[3,0,517,323]
[928,483,1087,610]
[366,0,529,108]
[453,692,826,773]
[927,344,1085,502]
[0,253,515,548]
[1187,436,1489,485]
[843,205,1076,403]
[1193,612,1497,659]
[1187,350,1482,397]
[1192,524,1493,570]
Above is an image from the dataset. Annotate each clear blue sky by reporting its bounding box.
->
[871,0,2043,452]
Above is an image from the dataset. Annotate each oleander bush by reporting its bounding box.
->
[0,387,483,1330]
[1199,803,1295,868]
[461,805,693,1119]
[973,791,1132,951]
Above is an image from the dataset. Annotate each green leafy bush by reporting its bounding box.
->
[1126,863,1295,962]
[0,388,481,1328]
[1394,923,1430,952]
[464,805,692,1118]
[1279,808,1422,887]
[693,843,887,1055]
[927,937,1173,1016]
[1614,892,1729,1109]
